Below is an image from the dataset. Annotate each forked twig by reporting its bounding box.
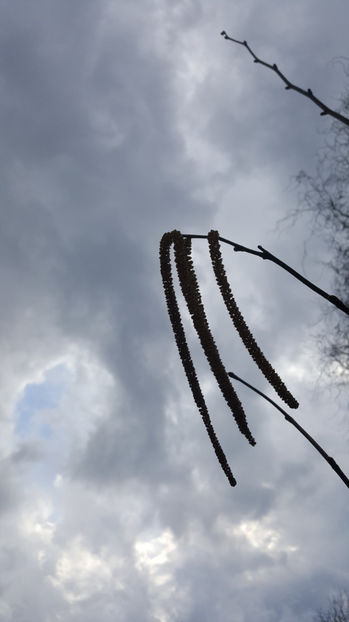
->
[228,371,349,490]
[220,31,349,128]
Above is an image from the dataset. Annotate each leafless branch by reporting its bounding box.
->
[183,234,349,315]
[229,371,349,490]
[220,31,349,127]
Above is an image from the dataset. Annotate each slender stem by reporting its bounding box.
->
[228,371,349,490]
[183,234,349,315]
[258,246,349,314]
[220,31,349,127]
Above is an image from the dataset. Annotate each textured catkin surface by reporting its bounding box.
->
[207,230,299,409]
[160,229,300,485]
[160,231,237,486]
[172,231,255,445]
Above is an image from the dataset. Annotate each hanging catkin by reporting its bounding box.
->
[207,230,298,409]
[160,231,237,486]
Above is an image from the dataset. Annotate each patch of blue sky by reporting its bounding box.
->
[14,363,71,440]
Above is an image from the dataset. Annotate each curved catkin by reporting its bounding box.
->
[172,232,255,445]
[159,231,237,487]
[207,229,299,409]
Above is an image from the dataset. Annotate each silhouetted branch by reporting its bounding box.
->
[228,371,349,490]
[160,230,348,489]
[183,234,349,315]
[220,31,349,128]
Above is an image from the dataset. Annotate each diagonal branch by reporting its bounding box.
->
[220,31,349,128]
[228,371,349,490]
[183,233,349,316]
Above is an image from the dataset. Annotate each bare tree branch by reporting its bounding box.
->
[220,31,349,127]
[315,591,349,621]
[291,93,349,378]
[228,371,349,491]
[183,234,349,315]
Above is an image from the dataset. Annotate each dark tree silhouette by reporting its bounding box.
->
[315,591,349,622]
[294,92,349,379]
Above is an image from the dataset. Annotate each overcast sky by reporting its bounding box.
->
[0,1,348,621]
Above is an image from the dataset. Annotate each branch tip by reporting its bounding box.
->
[229,370,349,490]
[223,36,349,127]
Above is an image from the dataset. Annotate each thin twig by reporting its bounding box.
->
[183,234,349,315]
[220,31,349,127]
[257,246,349,314]
[228,371,349,490]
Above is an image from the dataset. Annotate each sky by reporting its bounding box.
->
[0,1,348,620]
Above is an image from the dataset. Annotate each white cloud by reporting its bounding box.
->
[49,536,123,603]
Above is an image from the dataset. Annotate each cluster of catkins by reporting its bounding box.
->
[160,230,298,486]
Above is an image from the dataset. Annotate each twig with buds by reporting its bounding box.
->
[220,31,349,128]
